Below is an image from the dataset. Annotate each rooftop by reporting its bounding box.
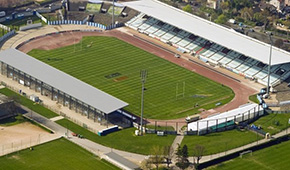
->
[0,48,128,114]
[122,0,290,66]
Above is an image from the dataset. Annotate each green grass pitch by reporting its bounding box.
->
[207,140,290,170]
[56,118,176,155]
[0,138,120,170]
[182,129,262,156]
[28,36,234,119]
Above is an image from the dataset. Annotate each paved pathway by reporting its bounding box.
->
[171,135,184,164]
[50,116,64,122]
[23,107,146,166]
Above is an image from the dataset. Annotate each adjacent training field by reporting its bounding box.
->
[182,129,262,156]
[28,36,234,119]
[207,140,290,170]
[0,138,119,170]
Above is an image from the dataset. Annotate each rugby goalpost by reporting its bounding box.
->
[176,81,185,99]
[240,150,253,158]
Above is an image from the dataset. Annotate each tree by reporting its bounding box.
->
[193,144,206,168]
[150,146,164,170]
[182,4,192,13]
[220,1,230,13]
[215,14,227,24]
[140,159,153,170]
[274,39,284,48]
[253,12,264,23]
[163,145,173,168]
[176,144,190,170]
[283,20,290,28]
[240,7,253,21]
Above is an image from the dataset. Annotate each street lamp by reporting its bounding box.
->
[266,33,273,96]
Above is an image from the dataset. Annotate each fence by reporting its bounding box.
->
[0,134,61,157]
[86,22,107,30]
[0,30,15,44]
[265,109,290,114]
[0,23,10,32]
[105,23,124,30]
[19,23,42,31]
[35,11,47,23]
[47,20,124,31]
[266,100,290,107]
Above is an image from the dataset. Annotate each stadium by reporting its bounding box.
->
[0,0,290,130]
[1,0,290,169]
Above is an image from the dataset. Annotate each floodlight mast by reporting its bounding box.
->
[140,70,147,136]
[112,0,115,26]
[267,33,273,96]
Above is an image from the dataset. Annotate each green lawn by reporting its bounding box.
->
[0,28,9,37]
[253,113,290,135]
[56,118,175,155]
[249,94,259,104]
[182,129,262,156]
[86,3,102,13]
[146,125,175,131]
[108,6,124,15]
[28,36,234,119]
[0,138,120,170]
[207,139,290,170]
[0,115,26,126]
[0,88,58,118]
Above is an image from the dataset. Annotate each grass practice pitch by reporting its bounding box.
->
[207,139,290,170]
[0,138,119,170]
[28,36,234,119]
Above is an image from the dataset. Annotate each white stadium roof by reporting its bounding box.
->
[0,48,128,114]
[122,0,290,65]
[188,103,261,132]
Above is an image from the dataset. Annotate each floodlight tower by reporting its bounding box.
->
[267,32,273,96]
[140,70,147,136]
[112,0,115,26]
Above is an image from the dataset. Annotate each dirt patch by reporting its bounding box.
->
[10,155,20,160]
[114,76,128,82]
[0,122,50,147]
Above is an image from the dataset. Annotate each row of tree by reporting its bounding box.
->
[141,144,205,170]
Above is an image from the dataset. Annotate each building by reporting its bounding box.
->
[0,94,15,120]
[269,0,285,11]
[207,0,221,10]
[0,48,128,124]
[285,0,290,6]
[123,0,290,86]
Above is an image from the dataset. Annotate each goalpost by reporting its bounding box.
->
[240,150,253,158]
[74,37,83,53]
[176,81,185,99]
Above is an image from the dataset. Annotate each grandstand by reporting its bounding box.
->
[0,48,128,123]
[68,0,139,26]
[187,103,263,135]
[123,0,290,87]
